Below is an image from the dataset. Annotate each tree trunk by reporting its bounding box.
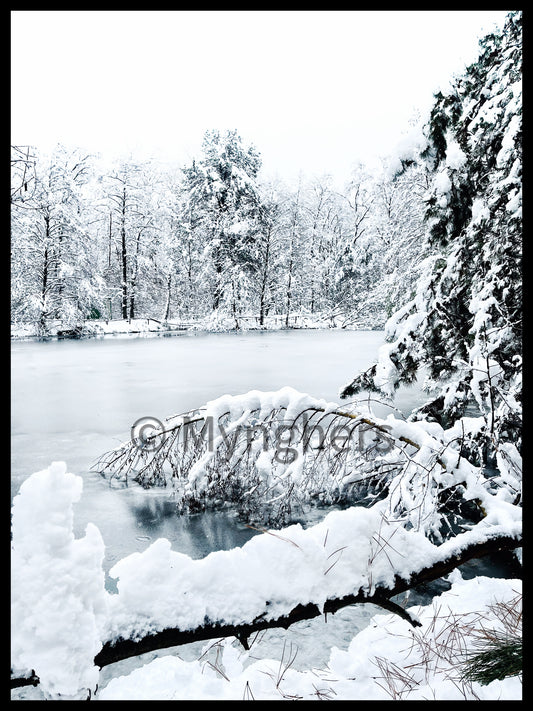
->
[107,212,113,320]
[258,225,271,327]
[163,272,172,322]
[212,252,223,311]
[120,187,128,320]
[129,228,143,320]
[285,257,293,328]
[40,244,49,331]
[231,279,240,329]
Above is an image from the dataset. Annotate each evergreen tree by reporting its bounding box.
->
[341,12,522,471]
[182,130,264,320]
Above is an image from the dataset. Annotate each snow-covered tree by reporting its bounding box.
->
[11,145,37,206]
[11,145,104,332]
[252,181,287,325]
[181,130,264,321]
[101,160,163,320]
[332,168,379,326]
[362,163,429,321]
[299,176,349,318]
[341,12,522,474]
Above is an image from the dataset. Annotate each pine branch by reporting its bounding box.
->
[461,635,522,685]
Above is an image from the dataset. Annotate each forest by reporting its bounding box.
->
[11,127,427,335]
[11,10,521,702]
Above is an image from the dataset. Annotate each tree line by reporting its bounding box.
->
[11,131,428,334]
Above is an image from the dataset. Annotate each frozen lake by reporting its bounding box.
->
[11,328,431,574]
[11,328,428,672]
[13,329,423,566]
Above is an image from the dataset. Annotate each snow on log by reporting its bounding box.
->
[97,501,521,666]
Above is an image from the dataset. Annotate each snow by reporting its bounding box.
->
[10,313,374,341]
[97,575,522,700]
[11,462,108,699]
[468,353,503,412]
[471,197,490,223]
[445,137,467,170]
[10,11,523,701]
[497,113,521,167]
[104,503,436,643]
[495,441,522,493]
[202,386,339,425]
[168,386,340,495]
[383,123,428,179]
[11,460,521,700]
[10,318,188,340]
[434,170,452,195]
[372,343,399,397]
[506,187,521,215]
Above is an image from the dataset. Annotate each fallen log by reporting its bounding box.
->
[93,532,521,669]
[10,671,40,689]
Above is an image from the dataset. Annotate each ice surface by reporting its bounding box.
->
[11,331,427,583]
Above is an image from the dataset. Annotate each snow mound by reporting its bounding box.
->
[11,462,108,699]
[104,497,520,644]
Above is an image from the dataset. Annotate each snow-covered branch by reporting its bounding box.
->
[95,386,520,539]
[94,527,521,669]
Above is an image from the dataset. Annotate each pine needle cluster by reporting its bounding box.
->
[461,633,522,685]
[461,593,522,685]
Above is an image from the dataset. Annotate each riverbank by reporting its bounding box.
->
[11,313,384,341]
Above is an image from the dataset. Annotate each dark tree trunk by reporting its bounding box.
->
[120,190,128,320]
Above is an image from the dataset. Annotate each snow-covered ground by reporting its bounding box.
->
[10,318,189,340]
[11,463,521,701]
[95,575,522,701]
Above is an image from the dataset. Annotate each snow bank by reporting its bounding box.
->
[10,318,185,340]
[11,314,361,341]
[97,575,522,700]
[11,462,108,699]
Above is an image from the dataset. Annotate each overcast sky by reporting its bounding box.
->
[11,10,509,185]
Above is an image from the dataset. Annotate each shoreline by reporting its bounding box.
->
[11,316,384,342]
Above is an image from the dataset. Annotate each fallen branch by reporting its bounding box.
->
[10,671,40,689]
[93,532,521,669]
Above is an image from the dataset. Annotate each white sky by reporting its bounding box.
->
[11,10,509,185]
